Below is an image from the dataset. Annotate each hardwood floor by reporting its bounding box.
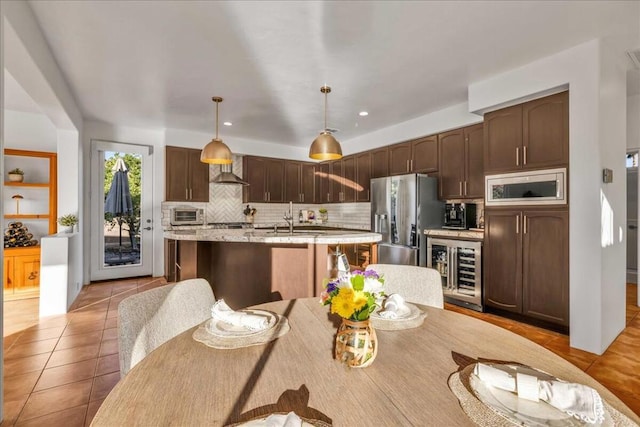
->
[2,279,639,425]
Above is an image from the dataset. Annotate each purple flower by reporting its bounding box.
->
[326,280,339,293]
[362,269,379,279]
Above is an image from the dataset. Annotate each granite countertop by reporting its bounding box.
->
[424,228,484,240]
[163,228,382,244]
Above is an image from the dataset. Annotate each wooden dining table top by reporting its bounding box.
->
[92,298,639,426]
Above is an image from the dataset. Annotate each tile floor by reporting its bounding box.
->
[2,278,639,425]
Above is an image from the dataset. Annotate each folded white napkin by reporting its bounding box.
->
[241,412,303,427]
[474,363,605,424]
[211,299,270,331]
[378,294,411,319]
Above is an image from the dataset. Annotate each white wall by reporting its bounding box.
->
[629,94,640,149]
[165,128,309,161]
[82,121,166,280]
[3,110,56,151]
[343,102,483,153]
[468,39,630,354]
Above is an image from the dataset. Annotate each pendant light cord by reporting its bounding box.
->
[324,90,328,131]
[215,100,219,139]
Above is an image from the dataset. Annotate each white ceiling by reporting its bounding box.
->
[4,70,43,115]
[23,1,640,149]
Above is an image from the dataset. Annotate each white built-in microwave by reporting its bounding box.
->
[485,168,566,206]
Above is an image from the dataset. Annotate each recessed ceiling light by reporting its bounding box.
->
[223,121,232,126]
[359,111,369,117]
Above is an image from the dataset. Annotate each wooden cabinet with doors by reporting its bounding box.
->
[484,91,568,174]
[439,123,484,199]
[3,149,57,300]
[484,208,568,327]
[371,147,389,179]
[355,152,372,202]
[165,146,210,202]
[316,162,332,204]
[284,161,316,203]
[242,156,285,203]
[389,136,438,176]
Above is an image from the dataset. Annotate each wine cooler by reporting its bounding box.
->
[427,238,482,311]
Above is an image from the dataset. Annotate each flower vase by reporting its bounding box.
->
[335,318,377,368]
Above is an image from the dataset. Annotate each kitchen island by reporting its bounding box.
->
[164,228,381,309]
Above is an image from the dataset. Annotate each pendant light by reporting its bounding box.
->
[201,97,233,164]
[309,85,343,160]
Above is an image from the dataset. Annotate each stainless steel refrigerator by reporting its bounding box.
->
[371,174,444,266]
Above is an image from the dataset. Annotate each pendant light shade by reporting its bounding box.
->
[201,97,233,165]
[309,86,342,160]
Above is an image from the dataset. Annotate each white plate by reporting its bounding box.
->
[469,363,612,426]
[371,302,421,321]
[205,310,276,338]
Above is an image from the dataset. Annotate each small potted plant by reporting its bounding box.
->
[318,207,328,223]
[58,214,79,233]
[8,168,24,182]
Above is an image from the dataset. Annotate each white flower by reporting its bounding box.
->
[363,277,384,295]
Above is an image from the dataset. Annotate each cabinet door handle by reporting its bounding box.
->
[189,189,192,200]
[464,181,467,195]
[523,146,528,165]
[410,159,413,171]
[516,215,520,234]
[185,188,189,200]
[459,181,463,196]
[516,147,520,166]
[264,192,267,202]
[367,189,370,200]
[524,215,528,234]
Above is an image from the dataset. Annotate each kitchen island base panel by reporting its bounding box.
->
[197,242,322,309]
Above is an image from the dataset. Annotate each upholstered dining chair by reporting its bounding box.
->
[118,278,215,377]
[365,264,444,309]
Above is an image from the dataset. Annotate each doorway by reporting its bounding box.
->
[627,150,638,284]
[90,140,153,281]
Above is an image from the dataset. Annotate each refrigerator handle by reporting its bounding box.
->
[374,214,380,233]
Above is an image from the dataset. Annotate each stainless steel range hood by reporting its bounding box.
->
[211,163,249,186]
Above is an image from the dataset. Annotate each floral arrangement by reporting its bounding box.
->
[321,269,385,321]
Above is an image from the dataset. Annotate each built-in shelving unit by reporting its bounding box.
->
[3,148,57,300]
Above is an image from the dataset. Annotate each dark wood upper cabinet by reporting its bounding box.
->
[484,104,523,174]
[165,146,209,202]
[484,91,568,174]
[371,147,389,178]
[389,136,438,176]
[342,156,356,203]
[484,207,569,327]
[388,142,412,175]
[438,124,484,199]
[284,161,302,202]
[330,160,342,203]
[438,128,465,199]
[242,156,284,203]
[355,152,371,202]
[465,124,484,198]
[522,91,569,170]
[301,163,316,204]
[411,136,438,173]
[316,162,331,204]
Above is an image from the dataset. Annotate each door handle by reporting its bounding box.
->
[144,227,152,231]
[629,224,638,230]
[523,215,528,234]
[516,147,519,166]
[459,181,463,196]
[189,189,192,200]
[185,188,189,200]
[523,146,528,165]
[516,215,520,234]
[464,181,467,195]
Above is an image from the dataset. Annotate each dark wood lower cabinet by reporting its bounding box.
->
[484,208,568,327]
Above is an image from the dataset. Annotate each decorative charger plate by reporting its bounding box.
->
[468,364,613,427]
[228,414,330,427]
[370,302,426,330]
[206,309,277,337]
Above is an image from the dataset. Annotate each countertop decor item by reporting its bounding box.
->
[243,204,257,223]
[58,214,78,233]
[11,194,23,214]
[321,269,385,367]
[309,86,342,160]
[8,168,24,182]
[200,96,233,165]
[317,208,327,223]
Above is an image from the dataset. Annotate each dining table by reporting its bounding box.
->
[91,298,640,426]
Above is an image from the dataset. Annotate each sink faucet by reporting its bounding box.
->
[283,201,294,234]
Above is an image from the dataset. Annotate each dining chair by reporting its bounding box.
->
[118,278,215,377]
[365,264,444,308]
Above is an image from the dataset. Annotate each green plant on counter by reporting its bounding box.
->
[58,214,79,227]
[8,168,24,175]
[318,208,328,214]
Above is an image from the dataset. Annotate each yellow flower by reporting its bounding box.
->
[331,288,356,318]
[352,291,368,311]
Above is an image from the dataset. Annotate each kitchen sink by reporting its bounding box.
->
[171,230,197,235]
